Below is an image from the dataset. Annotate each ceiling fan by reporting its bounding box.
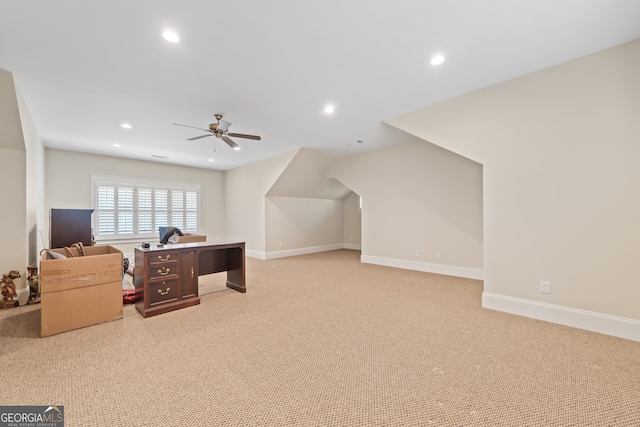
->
[173,114,261,150]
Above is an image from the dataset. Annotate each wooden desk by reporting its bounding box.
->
[134,241,245,318]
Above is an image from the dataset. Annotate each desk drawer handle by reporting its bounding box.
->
[158,255,171,262]
[158,287,170,296]
[158,268,171,276]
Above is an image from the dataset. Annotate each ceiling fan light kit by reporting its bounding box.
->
[173,114,260,150]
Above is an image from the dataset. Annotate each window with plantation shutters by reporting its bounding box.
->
[118,187,134,234]
[138,188,153,234]
[186,191,198,231]
[97,186,115,234]
[91,176,201,241]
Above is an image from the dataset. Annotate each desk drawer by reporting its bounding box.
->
[149,252,178,265]
[149,261,178,279]
[149,279,178,305]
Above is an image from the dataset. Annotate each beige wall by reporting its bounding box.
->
[225,150,297,255]
[0,149,27,274]
[266,196,344,253]
[0,69,28,282]
[387,40,640,328]
[45,149,226,254]
[343,192,362,249]
[330,140,483,277]
[17,89,46,266]
[263,148,352,257]
[226,148,357,258]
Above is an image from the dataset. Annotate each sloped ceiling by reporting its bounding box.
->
[267,148,352,200]
[1,1,640,170]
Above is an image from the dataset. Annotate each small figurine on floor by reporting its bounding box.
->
[27,264,40,305]
[1,270,20,309]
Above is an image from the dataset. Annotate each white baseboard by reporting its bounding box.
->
[264,244,345,260]
[343,243,362,250]
[360,255,484,280]
[246,249,266,260]
[16,287,29,306]
[482,292,640,342]
[247,244,351,260]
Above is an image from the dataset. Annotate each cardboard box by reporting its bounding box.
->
[40,245,123,337]
[177,233,206,243]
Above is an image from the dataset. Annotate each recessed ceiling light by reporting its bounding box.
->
[113,143,121,147]
[233,147,241,151]
[430,55,445,66]
[324,105,335,114]
[120,123,132,129]
[208,158,214,162]
[162,30,179,43]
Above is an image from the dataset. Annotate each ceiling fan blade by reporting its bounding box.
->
[173,123,211,132]
[222,135,240,149]
[187,134,213,141]
[227,132,261,141]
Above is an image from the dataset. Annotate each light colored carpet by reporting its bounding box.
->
[1,250,639,426]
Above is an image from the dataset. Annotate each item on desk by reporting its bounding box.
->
[141,242,150,248]
[160,227,183,244]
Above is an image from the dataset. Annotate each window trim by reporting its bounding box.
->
[90,174,201,243]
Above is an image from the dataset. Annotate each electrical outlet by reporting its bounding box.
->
[415,250,421,257]
[540,281,551,294]
[279,242,283,248]
[435,251,441,259]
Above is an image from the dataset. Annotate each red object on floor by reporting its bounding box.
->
[122,288,141,304]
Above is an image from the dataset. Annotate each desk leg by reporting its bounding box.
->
[198,245,246,293]
[226,268,246,293]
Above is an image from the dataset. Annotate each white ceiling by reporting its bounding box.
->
[2,0,640,171]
